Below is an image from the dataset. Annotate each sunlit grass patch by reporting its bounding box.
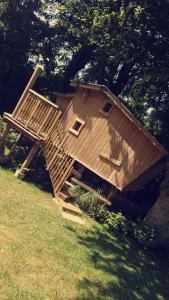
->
[0,168,169,300]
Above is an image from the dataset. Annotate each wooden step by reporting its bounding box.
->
[72,168,82,179]
[58,191,70,201]
[65,181,76,189]
[53,198,85,225]
[58,197,82,217]
[61,211,85,225]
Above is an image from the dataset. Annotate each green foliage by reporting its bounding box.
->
[105,212,157,249]
[53,0,169,150]
[105,212,128,235]
[69,185,108,223]
[0,117,27,169]
[131,220,157,248]
[0,0,56,113]
[69,185,157,248]
[69,185,84,199]
[1,0,169,150]
[0,117,5,132]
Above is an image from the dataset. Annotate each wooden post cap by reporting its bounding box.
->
[34,65,44,74]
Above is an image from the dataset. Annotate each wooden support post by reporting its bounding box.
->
[15,133,23,145]
[107,187,117,201]
[37,148,43,158]
[13,65,44,117]
[15,143,39,179]
[0,125,11,154]
[78,165,85,174]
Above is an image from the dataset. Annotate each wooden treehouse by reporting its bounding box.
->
[0,66,168,218]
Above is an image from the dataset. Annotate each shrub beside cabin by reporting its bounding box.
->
[1,67,168,215]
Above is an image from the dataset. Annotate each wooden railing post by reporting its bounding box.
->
[13,65,43,117]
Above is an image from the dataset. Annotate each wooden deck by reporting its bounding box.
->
[11,89,61,139]
[3,88,74,196]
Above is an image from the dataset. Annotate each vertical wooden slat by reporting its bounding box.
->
[37,106,53,136]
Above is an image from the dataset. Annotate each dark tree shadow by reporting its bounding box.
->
[76,225,169,300]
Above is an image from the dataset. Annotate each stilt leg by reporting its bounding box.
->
[107,187,117,201]
[15,143,39,179]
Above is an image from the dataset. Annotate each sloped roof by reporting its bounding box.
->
[70,81,168,157]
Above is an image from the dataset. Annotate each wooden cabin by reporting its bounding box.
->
[56,82,168,192]
[0,66,168,210]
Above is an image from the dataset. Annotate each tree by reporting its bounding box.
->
[52,0,169,148]
[51,0,169,240]
[0,0,56,114]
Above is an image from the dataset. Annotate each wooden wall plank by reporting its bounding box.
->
[59,87,165,190]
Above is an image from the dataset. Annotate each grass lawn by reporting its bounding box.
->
[0,168,169,300]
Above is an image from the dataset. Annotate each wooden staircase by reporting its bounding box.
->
[41,115,84,222]
[42,123,74,197]
[2,84,84,223]
[57,191,82,217]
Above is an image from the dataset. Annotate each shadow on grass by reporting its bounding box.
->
[76,225,169,300]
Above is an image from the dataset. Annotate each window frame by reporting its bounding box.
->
[69,117,85,136]
[100,101,113,116]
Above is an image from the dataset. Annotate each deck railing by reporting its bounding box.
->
[12,89,62,139]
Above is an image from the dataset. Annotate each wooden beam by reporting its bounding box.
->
[53,92,75,98]
[72,168,82,179]
[13,65,43,117]
[107,187,117,201]
[70,155,123,191]
[29,90,59,109]
[124,158,167,191]
[100,153,122,167]
[15,144,39,179]
[3,113,41,142]
[70,81,101,91]
[71,177,111,206]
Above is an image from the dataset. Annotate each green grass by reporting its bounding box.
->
[0,168,169,300]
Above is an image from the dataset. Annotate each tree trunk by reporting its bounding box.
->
[146,162,169,244]
[96,55,107,85]
[109,62,134,96]
[62,44,96,92]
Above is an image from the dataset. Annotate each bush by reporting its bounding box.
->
[69,185,109,223]
[131,219,157,248]
[69,185,84,199]
[105,212,128,235]
[105,212,157,248]
[70,185,157,248]
[0,117,5,133]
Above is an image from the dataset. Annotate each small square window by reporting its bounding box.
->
[100,101,113,116]
[69,118,85,136]
[73,121,82,131]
